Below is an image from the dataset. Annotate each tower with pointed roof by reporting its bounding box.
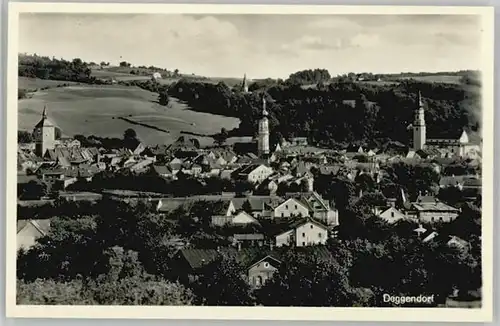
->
[413,91,426,151]
[242,73,249,93]
[258,96,270,158]
[33,106,56,157]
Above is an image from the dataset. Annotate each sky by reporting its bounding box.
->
[19,13,482,79]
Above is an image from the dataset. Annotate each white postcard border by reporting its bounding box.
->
[5,3,495,322]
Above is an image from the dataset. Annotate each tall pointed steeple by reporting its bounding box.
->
[34,104,56,157]
[242,73,249,93]
[262,96,268,116]
[35,105,54,128]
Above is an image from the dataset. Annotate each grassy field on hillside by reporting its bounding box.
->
[397,75,463,84]
[18,84,240,147]
[91,67,244,86]
[91,69,151,81]
[18,77,80,91]
[358,80,400,86]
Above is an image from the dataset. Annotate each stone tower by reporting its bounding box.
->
[33,105,56,157]
[258,96,270,157]
[413,91,426,151]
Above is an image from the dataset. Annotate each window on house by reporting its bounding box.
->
[318,233,322,238]
[281,212,284,217]
[286,205,288,209]
[256,276,263,286]
[302,232,305,237]
[439,217,443,222]
[431,217,435,222]
[302,242,306,246]
[295,205,298,210]
[391,212,395,218]
[310,225,313,229]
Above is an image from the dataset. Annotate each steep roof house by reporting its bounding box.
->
[275,218,329,247]
[272,198,310,219]
[17,219,51,251]
[376,206,407,224]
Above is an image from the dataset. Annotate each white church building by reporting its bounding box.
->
[412,92,481,158]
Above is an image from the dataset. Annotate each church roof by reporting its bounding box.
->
[427,129,466,140]
[34,118,54,128]
[34,106,55,128]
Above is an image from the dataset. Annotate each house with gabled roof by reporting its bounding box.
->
[231,196,283,218]
[275,217,328,247]
[272,197,309,219]
[17,219,51,251]
[302,191,339,226]
[376,206,407,224]
[211,210,260,227]
[232,164,274,184]
[247,255,281,288]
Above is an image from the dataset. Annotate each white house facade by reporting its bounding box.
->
[273,198,309,219]
[275,219,328,247]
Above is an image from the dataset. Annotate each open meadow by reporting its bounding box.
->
[18,83,240,147]
[90,69,152,81]
[397,75,463,84]
[91,67,244,87]
[18,77,80,91]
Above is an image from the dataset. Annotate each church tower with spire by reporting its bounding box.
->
[242,73,249,93]
[413,91,426,151]
[33,105,56,157]
[258,96,270,158]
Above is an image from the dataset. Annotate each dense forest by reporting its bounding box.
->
[167,76,481,148]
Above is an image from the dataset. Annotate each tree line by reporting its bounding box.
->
[18,54,95,83]
[286,68,331,85]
